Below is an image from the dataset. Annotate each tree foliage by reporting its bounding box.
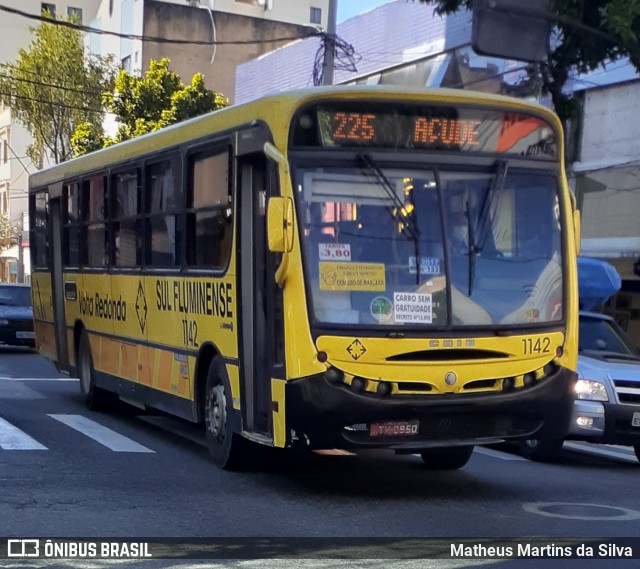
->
[72,58,228,155]
[418,0,640,125]
[0,15,116,165]
[0,216,17,254]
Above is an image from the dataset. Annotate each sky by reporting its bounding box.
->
[337,0,396,23]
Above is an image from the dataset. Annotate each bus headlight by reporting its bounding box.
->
[575,379,608,401]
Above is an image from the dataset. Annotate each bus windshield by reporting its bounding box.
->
[294,162,563,328]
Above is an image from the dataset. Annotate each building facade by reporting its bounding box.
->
[90,0,330,103]
[0,0,101,282]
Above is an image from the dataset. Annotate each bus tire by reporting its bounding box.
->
[204,356,247,470]
[77,330,114,411]
[519,437,564,462]
[419,446,474,470]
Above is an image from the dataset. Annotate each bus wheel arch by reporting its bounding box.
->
[194,342,219,424]
[75,326,115,411]
[204,354,247,469]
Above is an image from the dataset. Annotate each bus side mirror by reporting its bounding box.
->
[267,197,294,253]
[573,209,581,256]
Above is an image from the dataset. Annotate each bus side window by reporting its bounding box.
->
[146,157,181,267]
[187,148,233,269]
[82,175,107,268]
[112,169,142,267]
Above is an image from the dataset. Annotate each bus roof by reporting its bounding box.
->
[29,85,562,190]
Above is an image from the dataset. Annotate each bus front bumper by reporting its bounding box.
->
[285,367,576,450]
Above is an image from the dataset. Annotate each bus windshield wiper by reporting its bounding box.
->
[358,154,422,283]
[467,159,509,295]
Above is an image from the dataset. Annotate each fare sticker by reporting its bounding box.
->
[319,243,351,262]
[393,292,433,323]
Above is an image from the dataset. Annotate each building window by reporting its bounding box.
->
[67,7,83,23]
[41,3,56,18]
[0,186,7,216]
[121,55,131,73]
[0,130,8,164]
[310,7,322,24]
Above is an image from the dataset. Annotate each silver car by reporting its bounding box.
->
[520,311,640,463]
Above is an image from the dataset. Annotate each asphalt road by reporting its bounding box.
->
[1,348,639,568]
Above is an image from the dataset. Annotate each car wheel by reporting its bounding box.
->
[419,446,474,470]
[204,356,248,469]
[519,437,564,462]
[77,330,115,411]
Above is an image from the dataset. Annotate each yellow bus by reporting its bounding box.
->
[29,86,580,470]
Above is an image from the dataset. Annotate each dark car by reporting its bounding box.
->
[0,283,35,348]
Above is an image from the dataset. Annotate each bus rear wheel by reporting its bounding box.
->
[77,330,114,411]
[419,446,474,470]
[204,356,247,469]
[519,437,564,462]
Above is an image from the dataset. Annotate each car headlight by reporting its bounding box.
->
[575,379,608,401]
[0,319,9,325]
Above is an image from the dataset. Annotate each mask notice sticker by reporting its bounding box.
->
[393,292,433,323]
[319,262,385,291]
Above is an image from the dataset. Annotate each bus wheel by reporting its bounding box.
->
[519,437,564,462]
[419,446,474,470]
[204,357,246,469]
[633,445,640,464]
[77,330,114,411]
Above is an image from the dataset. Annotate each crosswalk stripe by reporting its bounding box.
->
[48,414,155,453]
[474,447,526,461]
[0,417,47,450]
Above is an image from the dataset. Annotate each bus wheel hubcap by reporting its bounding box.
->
[209,384,226,441]
[80,351,90,394]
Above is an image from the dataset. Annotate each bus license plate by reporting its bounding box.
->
[370,420,419,437]
[632,413,640,427]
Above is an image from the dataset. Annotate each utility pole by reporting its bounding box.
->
[322,0,338,85]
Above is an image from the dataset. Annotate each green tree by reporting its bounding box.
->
[73,58,228,154]
[0,15,116,164]
[0,215,17,254]
[418,0,640,125]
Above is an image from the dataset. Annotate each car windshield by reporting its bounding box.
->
[294,162,563,328]
[579,316,637,355]
[0,286,32,307]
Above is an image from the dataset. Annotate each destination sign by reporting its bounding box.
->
[291,103,558,159]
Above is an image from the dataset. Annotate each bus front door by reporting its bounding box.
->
[49,197,69,369]
[238,156,276,437]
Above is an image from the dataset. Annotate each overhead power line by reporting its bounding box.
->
[0,72,105,97]
[0,91,102,114]
[0,5,320,46]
